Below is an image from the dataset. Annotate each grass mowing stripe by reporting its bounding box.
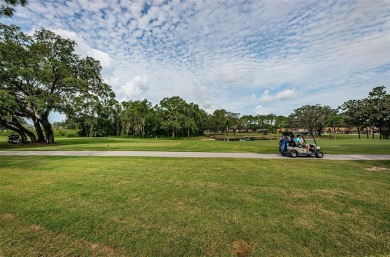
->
[1,156,389,256]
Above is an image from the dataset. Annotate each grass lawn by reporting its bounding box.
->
[1,156,389,256]
[1,135,390,155]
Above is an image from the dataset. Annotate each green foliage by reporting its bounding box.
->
[182,102,209,137]
[0,24,114,143]
[121,99,153,137]
[367,86,390,138]
[274,115,288,131]
[212,109,228,133]
[53,129,79,138]
[154,96,209,138]
[325,113,344,139]
[237,114,287,134]
[0,129,12,136]
[0,0,27,17]
[158,96,187,138]
[340,86,390,139]
[288,105,335,135]
[239,115,256,132]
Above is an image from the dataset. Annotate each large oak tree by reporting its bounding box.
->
[288,105,334,135]
[0,24,114,143]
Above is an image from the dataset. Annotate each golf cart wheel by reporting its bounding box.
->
[315,151,324,158]
[290,151,298,158]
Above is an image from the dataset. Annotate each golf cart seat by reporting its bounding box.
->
[288,141,297,147]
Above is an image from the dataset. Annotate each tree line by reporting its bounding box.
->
[287,85,390,139]
[57,98,289,139]
[58,86,389,140]
[1,23,389,143]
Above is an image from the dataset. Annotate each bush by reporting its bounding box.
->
[0,129,12,136]
[54,129,79,138]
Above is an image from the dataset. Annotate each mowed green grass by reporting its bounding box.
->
[1,156,389,256]
[0,136,276,153]
[1,135,390,154]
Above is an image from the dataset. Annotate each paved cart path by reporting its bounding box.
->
[1,151,390,160]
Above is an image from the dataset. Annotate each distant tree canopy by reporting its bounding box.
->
[121,99,153,138]
[286,86,389,139]
[55,86,388,140]
[55,95,292,139]
[0,0,27,17]
[0,24,114,143]
[340,86,390,139]
[288,105,335,135]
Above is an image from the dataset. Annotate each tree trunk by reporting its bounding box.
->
[141,121,145,138]
[11,118,37,143]
[22,127,37,143]
[41,113,54,143]
[45,124,54,143]
[372,127,375,139]
[20,131,28,143]
[226,125,229,141]
[2,123,26,143]
[3,118,37,143]
[33,119,46,142]
[358,127,361,139]
[82,124,88,137]
[385,124,390,139]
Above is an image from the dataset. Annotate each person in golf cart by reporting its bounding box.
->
[294,134,310,152]
[279,132,324,158]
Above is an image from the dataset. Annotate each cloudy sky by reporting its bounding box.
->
[2,0,390,117]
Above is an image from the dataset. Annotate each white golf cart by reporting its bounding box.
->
[279,132,324,158]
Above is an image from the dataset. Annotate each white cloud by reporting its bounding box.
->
[6,0,390,118]
[192,82,214,112]
[255,105,273,115]
[120,75,150,99]
[50,29,113,68]
[260,89,295,103]
[260,90,273,102]
[275,89,294,100]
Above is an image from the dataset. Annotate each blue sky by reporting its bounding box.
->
[2,0,390,118]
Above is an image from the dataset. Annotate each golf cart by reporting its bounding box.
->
[8,134,22,144]
[279,132,324,158]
